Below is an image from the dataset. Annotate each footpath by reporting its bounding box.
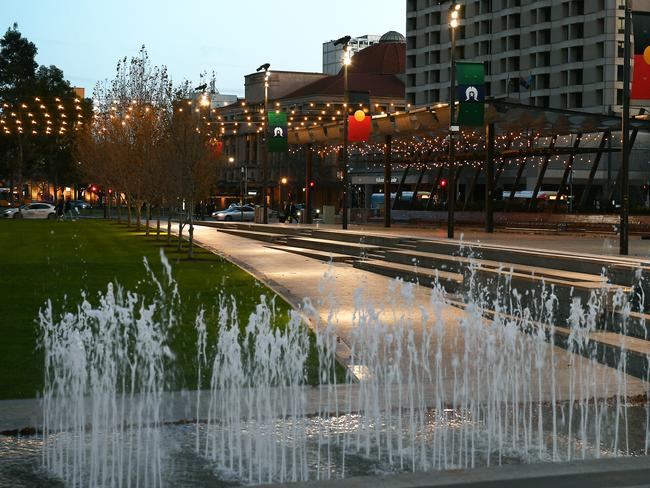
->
[186,223,649,401]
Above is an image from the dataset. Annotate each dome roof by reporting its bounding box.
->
[379,31,405,44]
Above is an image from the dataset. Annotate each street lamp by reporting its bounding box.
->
[620,0,631,255]
[448,3,461,239]
[334,35,352,230]
[240,165,247,222]
[280,176,288,216]
[257,63,271,223]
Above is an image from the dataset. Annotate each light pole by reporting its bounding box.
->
[257,63,271,224]
[448,3,461,239]
[240,165,247,222]
[280,176,288,219]
[334,35,352,230]
[620,0,631,255]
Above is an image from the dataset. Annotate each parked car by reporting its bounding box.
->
[0,205,25,218]
[212,205,255,221]
[1,202,57,219]
[294,204,320,221]
[72,200,92,210]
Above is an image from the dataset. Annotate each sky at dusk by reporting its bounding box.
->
[1,0,405,97]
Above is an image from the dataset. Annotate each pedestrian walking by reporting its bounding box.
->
[64,198,75,221]
[284,201,292,223]
[289,202,297,224]
[56,197,64,221]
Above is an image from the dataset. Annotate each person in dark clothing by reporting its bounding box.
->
[289,202,297,223]
[64,198,74,221]
[56,198,64,221]
[284,202,292,223]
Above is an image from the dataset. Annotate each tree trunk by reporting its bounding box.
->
[177,211,184,252]
[145,203,151,236]
[167,209,172,246]
[156,205,161,240]
[117,192,122,223]
[188,199,194,260]
[16,135,24,204]
[126,196,132,227]
[135,201,142,231]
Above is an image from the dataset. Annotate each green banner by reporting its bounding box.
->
[457,104,485,127]
[267,112,288,153]
[456,62,485,85]
[456,62,485,127]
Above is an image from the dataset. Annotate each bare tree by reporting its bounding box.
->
[87,46,172,230]
[162,82,216,259]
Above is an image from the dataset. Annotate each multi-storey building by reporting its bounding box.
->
[213,34,407,211]
[404,0,650,211]
[406,0,650,114]
[322,34,381,75]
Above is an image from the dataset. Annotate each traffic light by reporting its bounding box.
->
[440,179,447,188]
[90,185,98,193]
[309,181,315,188]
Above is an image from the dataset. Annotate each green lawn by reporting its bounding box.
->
[0,219,321,399]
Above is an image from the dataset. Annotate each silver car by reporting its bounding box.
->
[1,202,57,219]
[212,205,255,222]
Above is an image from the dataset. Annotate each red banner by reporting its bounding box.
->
[347,110,371,142]
[632,11,650,100]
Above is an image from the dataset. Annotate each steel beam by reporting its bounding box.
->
[528,134,558,211]
[578,131,609,212]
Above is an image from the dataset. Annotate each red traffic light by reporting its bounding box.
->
[108,188,113,194]
[440,179,447,187]
[90,185,98,192]
[309,181,315,188]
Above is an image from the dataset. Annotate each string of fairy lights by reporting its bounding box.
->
[0,96,86,136]
[0,93,622,175]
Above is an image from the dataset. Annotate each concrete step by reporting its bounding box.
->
[265,245,352,263]
[603,310,649,340]
[393,243,418,250]
[310,229,403,247]
[286,236,382,258]
[452,300,650,380]
[385,249,608,284]
[215,228,286,243]
[415,239,650,287]
[353,259,463,293]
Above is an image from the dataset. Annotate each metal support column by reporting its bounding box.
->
[619,6,633,249]
[528,134,558,211]
[305,143,313,224]
[506,158,528,211]
[463,165,482,210]
[409,168,427,210]
[578,131,609,211]
[393,162,411,211]
[553,133,582,213]
[485,122,495,233]
[426,165,445,210]
[384,135,392,227]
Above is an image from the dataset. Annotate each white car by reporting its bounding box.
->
[212,205,255,222]
[1,203,57,219]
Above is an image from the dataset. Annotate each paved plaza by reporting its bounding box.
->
[186,223,649,400]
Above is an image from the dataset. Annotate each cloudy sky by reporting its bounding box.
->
[2,0,405,96]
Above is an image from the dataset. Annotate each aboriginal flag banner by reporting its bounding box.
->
[348,110,372,142]
[632,11,650,100]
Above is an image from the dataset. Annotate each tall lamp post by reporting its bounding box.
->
[256,63,271,224]
[334,35,352,230]
[620,0,631,255]
[448,3,461,239]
